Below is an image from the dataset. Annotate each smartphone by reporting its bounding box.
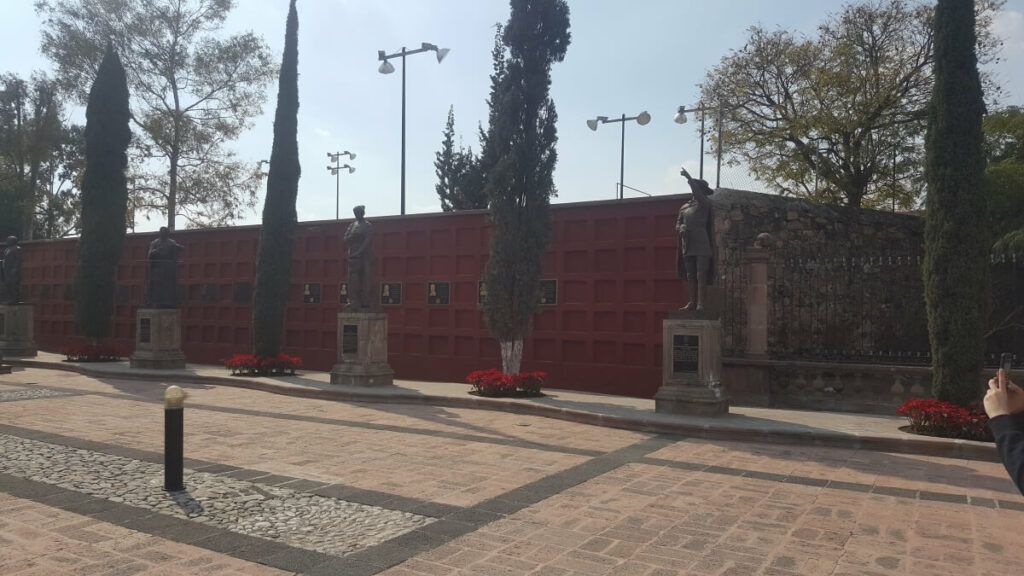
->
[1002,353,1014,373]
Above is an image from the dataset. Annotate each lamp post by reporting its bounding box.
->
[327,151,356,220]
[377,42,450,215]
[675,103,726,188]
[586,111,652,199]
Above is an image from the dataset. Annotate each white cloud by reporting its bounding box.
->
[314,127,332,138]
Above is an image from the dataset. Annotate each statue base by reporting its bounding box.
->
[0,304,38,358]
[654,311,729,417]
[330,312,394,387]
[130,309,186,370]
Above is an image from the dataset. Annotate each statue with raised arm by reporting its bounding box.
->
[344,205,376,311]
[145,227,184,309]
[1,236,23,304]
[676,168,716,311]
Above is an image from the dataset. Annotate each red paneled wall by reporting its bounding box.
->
[22,195,687,398]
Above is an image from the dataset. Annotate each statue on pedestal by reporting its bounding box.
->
[676,168,716,311]
[1,236,22,305]
[344,205,376,311]
[145,227,184,309]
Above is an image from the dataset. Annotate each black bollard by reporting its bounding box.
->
[164,385,185,492]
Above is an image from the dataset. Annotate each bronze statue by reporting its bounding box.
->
[676,168,716,311]
[344,205,376,311]
[1,236,22,304]
[145,227,184,309]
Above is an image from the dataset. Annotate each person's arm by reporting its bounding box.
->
[989,413,1024,496]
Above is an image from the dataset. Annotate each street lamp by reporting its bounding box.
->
[377,42,450,215]
[586,111,651,199]
[327,151,356,220]
[675,103,725,188]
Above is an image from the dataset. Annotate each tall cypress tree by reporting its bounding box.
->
[252,0,300,357]
[482,0,570,374]
[75,46,130,342]
[923,0,989,406]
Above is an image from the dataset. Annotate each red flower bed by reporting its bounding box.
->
[466,368,546,397]
[896,398,993,442]
[60,345,122,363]
[223,353,303,376]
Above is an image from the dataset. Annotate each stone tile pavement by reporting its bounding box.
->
[1,367,1023,575]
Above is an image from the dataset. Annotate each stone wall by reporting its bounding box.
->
[711,189,927,360]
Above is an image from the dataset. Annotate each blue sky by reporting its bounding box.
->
[2,0,1023,231]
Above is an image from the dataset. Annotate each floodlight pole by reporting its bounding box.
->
[589,112,650,200]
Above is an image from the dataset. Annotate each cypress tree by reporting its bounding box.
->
[75,46,130,342]
[252,0,300,357]
[482,0,570,374]
[923,0,989,406]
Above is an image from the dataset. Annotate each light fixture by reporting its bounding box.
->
[636,111,651,126]
[378,59,395,74]
[674,105,688,124]
[586,118,600,131]
[345,165,355,174]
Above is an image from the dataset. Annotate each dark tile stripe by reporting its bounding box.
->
[6,381,606,458]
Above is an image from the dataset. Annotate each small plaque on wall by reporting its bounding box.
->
[427,281,450,305]
[539,279,558,305]
[233,282,252,304]
[302,283,322,304]
[201,284,219,303]
[478,281,487,306]
[342,324,358,354]
[339,283,349,305]
[672,334,700,374]
[381,282,402,306]
[139,318,152,344]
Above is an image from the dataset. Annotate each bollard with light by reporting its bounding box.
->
[164,385,186,492]
[586,111,651,199]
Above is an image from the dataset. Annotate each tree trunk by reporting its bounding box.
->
[168,148,178,230]
[499,338,523,374]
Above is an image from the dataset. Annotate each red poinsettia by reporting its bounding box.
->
[897,398,992,442]
[466,369,546,397]
[223,353,302,376]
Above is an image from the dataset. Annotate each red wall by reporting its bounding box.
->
[22,195,688,397]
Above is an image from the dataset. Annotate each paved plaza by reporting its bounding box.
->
[1,368,1023,575]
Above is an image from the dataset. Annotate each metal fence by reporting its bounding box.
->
[764,251,1022,368]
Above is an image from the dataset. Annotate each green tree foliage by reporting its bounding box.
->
[252,0,300,358]
[699,0,1003,208]
[37,0,277,230]
[75,47,131,342]
[984,107,1024,255]
[482,0,570,374]
[435,106,485,211]
[0,73,83,240]
[923,0,989,406]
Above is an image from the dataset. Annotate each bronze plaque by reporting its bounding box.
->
[672,334,700,374]
[139,318,152,344]
[302,283,322,304]
[427,281,450,305]
[339,283,349,305]
[381,282,402,306]
[201,284,219,303]
[342,324,358,354]
[539,279,557,305]
[477,281,487,306]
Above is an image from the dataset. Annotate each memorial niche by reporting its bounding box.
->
[381,283,402,306]
[427,281,450,305]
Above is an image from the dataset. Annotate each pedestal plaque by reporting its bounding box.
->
[330,312,394,387]
[654,310,729,416]
[130,309,186,369]
[0,304,37,358]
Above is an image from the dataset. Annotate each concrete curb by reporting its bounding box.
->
[6,358,999,463]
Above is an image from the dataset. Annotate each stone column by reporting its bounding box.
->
[130,309,186,369]
[330,312,394,386]
[654,310,729,416]
[743,242,771,358]
[0,304,38,358]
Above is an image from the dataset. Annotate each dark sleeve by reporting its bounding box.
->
[989,413,1024,496]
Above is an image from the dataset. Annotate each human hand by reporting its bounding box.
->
[984,370,1023,418]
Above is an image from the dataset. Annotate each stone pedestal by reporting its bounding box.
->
[0,304,37,358]
[330,312,394,386]
[655,311,729,416]
[130,309,186,369]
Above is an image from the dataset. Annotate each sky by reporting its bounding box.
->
[2,0,1023,231]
